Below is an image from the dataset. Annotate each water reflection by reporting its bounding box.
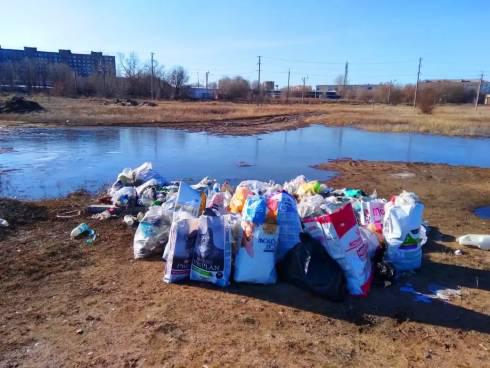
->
[0,125,489,199]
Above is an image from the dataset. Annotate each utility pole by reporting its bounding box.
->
[205,71,209,99]
[343,61,349,92]
[475,72,484,110]
[413,57,422,108]
[387,80,392,105]
[257,56,262,104]
[286,68,290,103]
[301,76,306,102]
[150,52,155,99]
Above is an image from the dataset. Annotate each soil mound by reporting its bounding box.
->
[0,198,48,227]
[0,96,45,113]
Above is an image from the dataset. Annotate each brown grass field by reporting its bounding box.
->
[1,96,490,137]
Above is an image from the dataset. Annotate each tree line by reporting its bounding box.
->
[0,53,482,107]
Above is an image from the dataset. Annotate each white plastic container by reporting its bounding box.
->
[457,234,490,251]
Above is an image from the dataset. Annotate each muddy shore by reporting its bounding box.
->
[1,160,489,367]
[1,97,490,137]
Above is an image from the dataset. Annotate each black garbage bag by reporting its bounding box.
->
[277,232,346,302]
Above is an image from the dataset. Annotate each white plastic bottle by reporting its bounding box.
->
[457,234,490,251]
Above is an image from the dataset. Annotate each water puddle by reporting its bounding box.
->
[0,125,489,199]
[474,206,490,219]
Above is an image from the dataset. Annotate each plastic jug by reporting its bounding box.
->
[457,234,490,250]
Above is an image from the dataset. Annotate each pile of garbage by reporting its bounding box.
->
[83,162,430,301]
[0,96,45,114]
[103,98,157,107]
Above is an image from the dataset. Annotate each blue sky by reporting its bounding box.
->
[1,0,488,87]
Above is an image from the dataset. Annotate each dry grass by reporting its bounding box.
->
[1,95,490,137]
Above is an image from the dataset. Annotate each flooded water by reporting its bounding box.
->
[474,207,490,219]
[1,125,489,199]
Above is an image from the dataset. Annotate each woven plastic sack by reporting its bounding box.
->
[234,222,278,284]
[190,215,232,287]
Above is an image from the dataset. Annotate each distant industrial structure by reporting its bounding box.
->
[0,46,116,77]
[420,79,490,94]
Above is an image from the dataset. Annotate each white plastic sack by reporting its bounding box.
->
[234,222,278,284]
[133,162,166,186]
[237,180,271,195]
[163,217,199,283]
[134,206,172,259]
[383,191,425,271]
[190,215,232,287]
[111,186,137,207]
[303,202,373,296]
[283,175,306,196]
[297,194,327,218]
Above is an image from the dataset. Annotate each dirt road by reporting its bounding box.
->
[1,161,489,367]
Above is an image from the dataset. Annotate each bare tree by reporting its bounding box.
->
[166,66,189,99]
[218,76,251,100]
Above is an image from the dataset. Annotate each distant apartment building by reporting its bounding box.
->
[0,46,116,77]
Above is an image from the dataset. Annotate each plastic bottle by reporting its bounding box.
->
[124,215,135,226]
[457,234,490,250]
[70,223,91,238]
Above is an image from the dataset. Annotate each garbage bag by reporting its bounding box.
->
[224,213,243,255]
[359,226,381,260]
[383,191,425,271]
[116,168,134,186]
[237,180,271,195]
[234,222,278,284]
[343,188,365,198]
[133,162,166,186]
[297,194,327,218]
[268,191,302,261]
[359,198,386,231]
[297,181,321,198]
[111,186,137,207]
[229,186,251,214]
[303,203,373,296]
[163,217,199,283]
[190,215,232,287]
[174,181,203,218]
[134,206,173,259]
[283,175,306,196]
[242,195,267,224]
[206,191,231,215]
[277,232,346,301]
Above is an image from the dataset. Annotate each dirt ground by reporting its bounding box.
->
[1,161,489,368]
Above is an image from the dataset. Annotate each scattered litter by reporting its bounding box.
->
[56,210,81,219]
[0,218,9,227]
[390,172,416,179]
[400,282,461,303]
[454,249,463,256]
[457,234,490,250]
[124,215,137,226]
[427,283,462,301]
[237,161,255,167]
[70,223,96,245]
